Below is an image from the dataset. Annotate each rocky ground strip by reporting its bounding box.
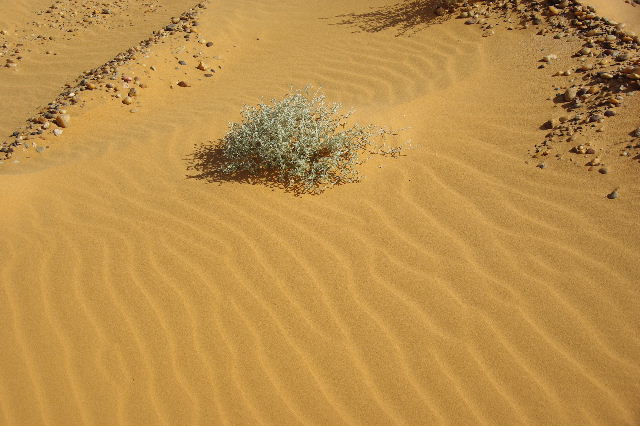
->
[435,0,640,177]
[1,1,214,161]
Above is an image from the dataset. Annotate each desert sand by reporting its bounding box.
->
[1,0,639,424]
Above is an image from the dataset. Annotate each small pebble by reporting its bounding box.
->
[36,146,45,153]
[599,167,609,174]
[177,80,190,87]
[55,114,70,128]
[122,96,134,105]
[607,190,619,199]
[564,87,578,101]
[53,128,63,136]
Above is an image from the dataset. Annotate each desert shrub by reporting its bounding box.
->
[215,88,384,193]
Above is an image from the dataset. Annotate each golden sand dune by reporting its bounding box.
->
[0,0,639,424]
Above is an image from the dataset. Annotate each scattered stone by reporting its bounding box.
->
[53,128,63,136]
[604,110,616,117]
[598,167,609,174]
[206,41,213,47]
[122,96,134,105]
[545,118,560,129]
[196,61,208,71]
[543,54,558,62]
[177,80,190,87]
[632,128,640,138]
[548,6,560,15]
[564,87,578,101]
[607,190,619,199]
[178,60,187,65]
[55,114,70,128]
[128,87,138,97]
[36,146,45,153]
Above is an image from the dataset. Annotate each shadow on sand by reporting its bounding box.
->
[332,0,458,36]
[185,142,324,196]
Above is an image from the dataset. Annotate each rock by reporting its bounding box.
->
[564,87,578,101]
[586,148,596,155]
[435,7,446,16]
[53,128,63,136]
[548,6,560,15]
[36,146,45,153]
[607,190,619,199]
[633,128,640,138]
[177,80,190,87]
[588,85,601,94]
[206,41,213,47]
[604,110,616,117]
[55,114,70,128]
[122,96,134,105]
[600,72,614,79]
[543,54,558,62]
[589,114,603,122]
[537,163,546,169]
[128,87,138,97]
[465,17,478,25]
[574,145,587,154]
[85,82,96,90]
[546,118,560,129]
[196,61,208,71]
[178,60,187,65]
[599,167,609,174]
[579,47,591,55]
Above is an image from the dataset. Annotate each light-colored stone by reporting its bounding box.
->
[55,114,70,128]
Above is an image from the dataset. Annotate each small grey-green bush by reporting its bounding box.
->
[215,88,383,193]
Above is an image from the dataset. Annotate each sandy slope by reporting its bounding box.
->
[1,0,639,425]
